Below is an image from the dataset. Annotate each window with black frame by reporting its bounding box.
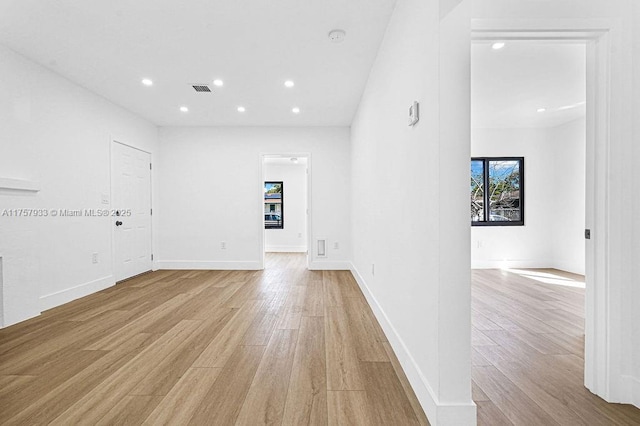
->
[264,181,283,229]
[471,157,524,226]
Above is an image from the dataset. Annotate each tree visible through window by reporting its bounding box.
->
[264,181,283,229]
[471,157,524,226]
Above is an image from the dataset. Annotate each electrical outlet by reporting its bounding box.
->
[333,242,339,250]
[221,241,226,250]
[92,253,98,264]
[298,232,302,238]
[101,193,110,205]
[372,263,375,276]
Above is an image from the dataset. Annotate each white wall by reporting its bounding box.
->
[155,127,349,270]
[550,119,586,275]
[0,45,158,327]
[264,161,308,253]
[471,119,586,275]
[471,127,555,269]
[350,0,475,424]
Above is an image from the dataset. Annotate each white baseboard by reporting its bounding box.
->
[471,259,553,270]
[40,275,115,312]
[308,260,351,270]
[2,310,40,329]
[350,263,477,425]
[622,375,640,408]
[550,260,585,276]
[154,260,262,270]
[265,246,307,253]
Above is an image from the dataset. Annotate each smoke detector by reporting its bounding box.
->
[328,29,346,43]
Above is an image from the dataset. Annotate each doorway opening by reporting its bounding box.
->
[261,154,310,269]
[470,23,613,408]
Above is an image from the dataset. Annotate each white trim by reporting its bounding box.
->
[350,263,476,425]
[154,260,262,270]
[260,154,266,269]
[308,260,350,271]
[40,276,114,311]
[551,260,585,277]
[305,155,312,270]
[265,246,307,253]
[625,375,640,408]
[0,177,40,192]
[260,152,312,270]
[108,134,152,155]
[471,259,554,270]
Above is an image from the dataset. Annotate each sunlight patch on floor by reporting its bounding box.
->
[504,268,586,289]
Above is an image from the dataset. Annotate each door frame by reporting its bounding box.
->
[110,137,154,282]
[259,153,312,269]
[471,19,616,401]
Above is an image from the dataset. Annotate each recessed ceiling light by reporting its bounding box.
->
[180,106,189,112]
[237,106,246,113]
[213,79,224,87]
[284,80,295,88]
[292,107,300,114]
[537,108,547,113]
[491,42,506,50]
[141,78,153,86]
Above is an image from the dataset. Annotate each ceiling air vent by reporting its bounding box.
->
[192,84,211,93]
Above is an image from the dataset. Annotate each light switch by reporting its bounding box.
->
[408,101,419,126]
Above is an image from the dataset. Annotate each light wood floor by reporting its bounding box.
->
[0,253,429,425]
[3,256,640,425]
[472,268,640,425]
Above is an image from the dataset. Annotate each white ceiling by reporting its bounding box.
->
[0,0,397,127]
[472,42,586,129]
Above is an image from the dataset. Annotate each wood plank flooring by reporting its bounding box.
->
[3,256,640,425]
[472,268,640,425]
[0,253,428,425]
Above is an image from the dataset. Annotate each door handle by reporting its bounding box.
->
[116,221,123,226]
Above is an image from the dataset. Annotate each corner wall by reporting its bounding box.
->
[550,119,586,275]
[350,0,475,423]
[0,44,158,327]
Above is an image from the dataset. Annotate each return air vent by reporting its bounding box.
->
[192,84,212,93]
[317,239,327,257]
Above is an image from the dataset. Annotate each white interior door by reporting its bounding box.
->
[112,141,152,282]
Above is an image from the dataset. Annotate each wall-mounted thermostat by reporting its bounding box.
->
[408,101,419,126]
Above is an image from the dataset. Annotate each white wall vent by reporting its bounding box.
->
[317,239,327,257]
[192,84,212,93]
